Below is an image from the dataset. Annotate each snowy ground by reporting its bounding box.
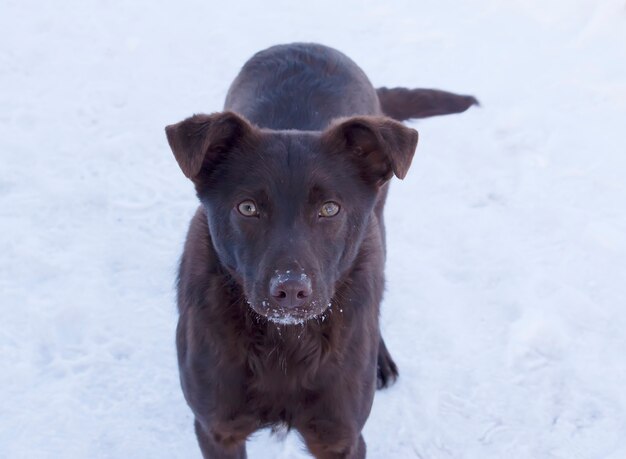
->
[2,0,626,457]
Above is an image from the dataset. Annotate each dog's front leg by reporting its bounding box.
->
[194,418,250,459]
[298,424,366,459]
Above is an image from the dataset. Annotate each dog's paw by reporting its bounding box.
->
[376,341,399,389]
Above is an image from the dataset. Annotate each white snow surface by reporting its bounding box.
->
[2,0,626,457]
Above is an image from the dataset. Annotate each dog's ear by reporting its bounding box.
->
[165,111,257,180]
[321,116,418,185]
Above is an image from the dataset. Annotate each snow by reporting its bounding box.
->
[1,0,625,457]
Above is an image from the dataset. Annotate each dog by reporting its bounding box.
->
[165,43,477,458]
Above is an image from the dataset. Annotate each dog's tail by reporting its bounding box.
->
[377,87,479,121]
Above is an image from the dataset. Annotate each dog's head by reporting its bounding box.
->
[166,111,417,324]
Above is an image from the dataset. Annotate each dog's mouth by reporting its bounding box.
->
[246,298,332,325]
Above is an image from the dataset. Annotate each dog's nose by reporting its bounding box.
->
[269,273,312,309]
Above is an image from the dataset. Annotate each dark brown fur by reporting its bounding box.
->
[377,87,478,121]
[165,43,476,458]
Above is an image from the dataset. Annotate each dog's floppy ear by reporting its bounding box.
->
[321,116,418,185]
[165,111,257,180]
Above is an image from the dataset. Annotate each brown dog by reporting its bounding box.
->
[165,43,476,458]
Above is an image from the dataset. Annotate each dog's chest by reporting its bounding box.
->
[242,329,330,421]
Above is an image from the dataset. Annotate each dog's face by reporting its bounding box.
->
[166,112,417,324]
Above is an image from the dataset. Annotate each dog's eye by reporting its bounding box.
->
[319,201,340,218]
[237,200,259,217]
